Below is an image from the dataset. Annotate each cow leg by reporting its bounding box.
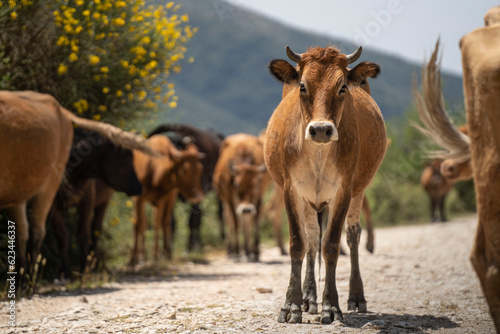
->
[76,181,96,272]
[90,198,112,267]
[188,203,202,253]
[272,188,287,255]
[278,186,305,324]
[430,196,437,222]
[346,193,367,313]
[470,214,500,332]
[302,206,321,315]
[130,196,147,266]
[439,195,448,222]
[153,202,163,260]
[5,204,29,278]
[321,191,351,324]
[253,200,262,262]
[224,201,240,257]
[161,192,177,260]
[362,195,374,253]
[242,214,252,260]
[217,196,225,242]
[48,207,71,279]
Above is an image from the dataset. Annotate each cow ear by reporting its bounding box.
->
[268,59,299,84]
[347,61,381,86]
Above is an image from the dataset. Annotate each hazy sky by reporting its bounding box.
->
[225,0,498,75]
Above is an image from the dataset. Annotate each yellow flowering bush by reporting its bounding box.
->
[0,0,195,123]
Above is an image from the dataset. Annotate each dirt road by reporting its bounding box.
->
[1,215,495,333]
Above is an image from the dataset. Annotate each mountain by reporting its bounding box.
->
[160,0,464,136]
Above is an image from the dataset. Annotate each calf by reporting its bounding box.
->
[420,159,454,222]
[265,45,386,323]
[213,133,270,262]
[130,135,204,265]
[148,124,225,251]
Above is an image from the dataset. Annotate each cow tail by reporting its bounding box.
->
[317,210,323,287]
[63,108,158,156]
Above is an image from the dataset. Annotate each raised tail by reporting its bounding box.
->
[412,39,470,162]
[63,109,158,156]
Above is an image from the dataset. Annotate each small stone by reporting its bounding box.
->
[256,287,272,294]
[81,297,88,303]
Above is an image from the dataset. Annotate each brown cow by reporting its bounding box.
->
[130,135,204,265]
[461,7,500,331]
[213,133,270,262]
[265,45,386,323]
[420,159,454,222]
[414,28,500,331]
[0,90,155,277]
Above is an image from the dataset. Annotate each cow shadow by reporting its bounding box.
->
[335,312,459,333]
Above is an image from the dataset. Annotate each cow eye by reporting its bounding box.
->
[299,82,306,93]
[339,84,347,95]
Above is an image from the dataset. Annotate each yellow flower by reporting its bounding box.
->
[89,55,100,65]
[170,54,179,62]
[57,63,67,75]
[75,26,83,34]
[181,14,188,22]
[139,69,148,77]
[76,0,84,5]
[167,83,174,90]
[69,53,78,62]
[113,18,125,26]
[140,36,151,44]
[120,60,129,68]
[126,200,133,208]
[188,57,194,63]
[102,87,110,94]
[169,101,177,109]
[56,36,69,46]
[71,44,79,52]
[100,66,109,73]
[98,105,107,112]
[10,12,17,19]
[166,2,174,9]
[93,114,102,121]
[92,12,100,20]
[116,90,123,97]
[125,84,132,91]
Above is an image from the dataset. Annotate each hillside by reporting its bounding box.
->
[159,0,464,135]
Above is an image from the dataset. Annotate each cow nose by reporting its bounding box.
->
[242,208,253,214]
[306,121,338,143]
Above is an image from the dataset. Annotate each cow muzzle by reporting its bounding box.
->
[305,121,338,144]
[236,203,257,216]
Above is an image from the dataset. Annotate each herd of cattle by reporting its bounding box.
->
[0,5,499,332]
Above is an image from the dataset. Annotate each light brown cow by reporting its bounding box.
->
[0,90,155,276]
[414,21,500,330]
[130,135,204,265]
[420,159,454,222]
[213,133,270,262]
[461,6,500,331]
[265,46,386,323]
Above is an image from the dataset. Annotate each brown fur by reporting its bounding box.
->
[130,135,204,265]
[213,133,270,261]
[420,159,454,222]
[265,46,386,323]
[0,90,154,275]
[461,8,500,331]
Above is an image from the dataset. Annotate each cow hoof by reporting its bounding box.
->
[277,304,302,323]
[348,299,367,313]
[302,299,318,314]
[366,243,374,254]
[321,308,343,324]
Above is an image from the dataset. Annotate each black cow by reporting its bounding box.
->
[147,124,224,252]
[48,128,142,278]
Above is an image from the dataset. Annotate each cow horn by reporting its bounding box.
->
[345,46,362,64]
[286,46,302,63]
